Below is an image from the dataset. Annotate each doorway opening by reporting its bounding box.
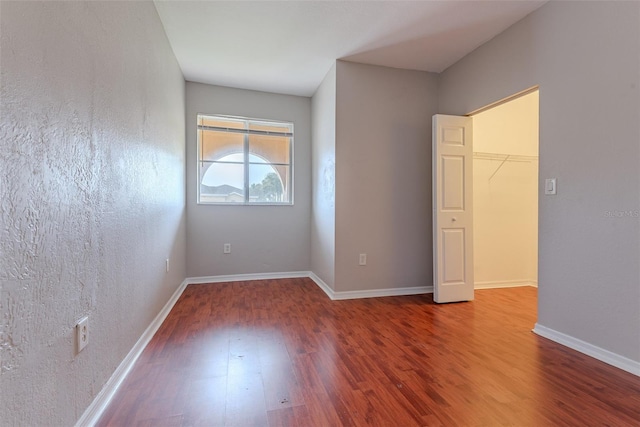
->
[431,88,539,309]
[470,89,539,300]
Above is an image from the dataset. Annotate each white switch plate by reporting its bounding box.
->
[359,253,367,266]
[545,178,557,195]
[165,258,169,273]
[223,243,231,254]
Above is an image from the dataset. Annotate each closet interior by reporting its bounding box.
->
[472,91,539,290]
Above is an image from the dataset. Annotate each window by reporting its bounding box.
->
[197,114,293,204]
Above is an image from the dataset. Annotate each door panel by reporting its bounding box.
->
[442,228,466,284]
[441,156,465,210]
[433,114,474,303]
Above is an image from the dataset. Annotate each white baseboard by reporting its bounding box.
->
[189,272,432,301]
[332,285,434,300]
[307,272,432,300]
[75,279,189,427]
[533,323,640,376]
[308,272,335,299]
[475,280,538,289]
[185,271,311,285]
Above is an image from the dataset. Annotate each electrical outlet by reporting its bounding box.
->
[359,253,367,266]
[165,258,170,273]
[223,243,231,254]
[76,316,89,353]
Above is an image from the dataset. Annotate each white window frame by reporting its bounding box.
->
[197,114,294,205]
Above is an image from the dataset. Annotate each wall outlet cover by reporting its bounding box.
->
[76,316,89,353]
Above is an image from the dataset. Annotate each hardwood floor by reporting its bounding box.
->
[97,278,640,426]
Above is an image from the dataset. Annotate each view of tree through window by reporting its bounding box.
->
[197,115,293,204]
[250,172,283,202]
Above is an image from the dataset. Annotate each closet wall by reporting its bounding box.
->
[473,91,539,288]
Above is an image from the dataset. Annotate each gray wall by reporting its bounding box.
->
[186,83,311,277]
[439,1,640,362]
[334,61,439,292]
[0,2,186,425]
[311,65,337,288]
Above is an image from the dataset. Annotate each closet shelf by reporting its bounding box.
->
[473,152,538,181]
[473,151,538,162]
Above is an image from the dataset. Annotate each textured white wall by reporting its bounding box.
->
[185,83,311,277]
[0,2,186,425]
[473,92,539,288]
[311,64,337,288]
[335,61,439,292]
[439,1,640,362]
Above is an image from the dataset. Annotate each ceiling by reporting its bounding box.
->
[154,1,546,97]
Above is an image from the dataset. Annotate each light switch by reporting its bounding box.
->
[545,178,557,195]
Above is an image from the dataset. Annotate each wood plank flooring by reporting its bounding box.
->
[97,278,640,426]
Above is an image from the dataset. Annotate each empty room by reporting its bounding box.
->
[1,1,639,426]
